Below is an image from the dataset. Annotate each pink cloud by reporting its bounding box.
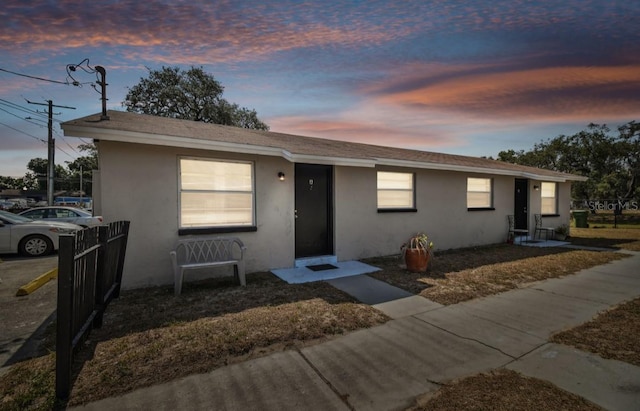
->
[370,63,640,123]
[0,0,411,65]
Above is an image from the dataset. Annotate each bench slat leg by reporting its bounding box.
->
[175,267,185,296]
[235,263,247,286]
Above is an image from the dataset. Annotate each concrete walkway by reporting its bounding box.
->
[74,251,640,411]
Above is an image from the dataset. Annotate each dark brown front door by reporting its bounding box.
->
[295,164,333,258]
[514,178,528,230]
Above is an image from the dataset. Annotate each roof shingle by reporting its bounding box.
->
[62,111,586,182]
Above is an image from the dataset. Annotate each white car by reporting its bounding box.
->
[0,210,82,257]
[19,206,103,228]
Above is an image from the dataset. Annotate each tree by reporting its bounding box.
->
[0,176,27,190]
[0,143,99,196]
[496,121,639,202]
[123,66,269,130]
[27,158,68,192]
[65,143,98,196]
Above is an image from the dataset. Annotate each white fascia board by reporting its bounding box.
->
[520,172,588,182]
[375,158,585,182]
[280,150,376,167]
[62,125,377,167]
[62,124,587,181]
[62,125,284,157]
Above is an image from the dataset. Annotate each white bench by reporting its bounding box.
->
[170,237,247,296]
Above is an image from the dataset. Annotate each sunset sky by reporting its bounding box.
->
[1,0,638,178]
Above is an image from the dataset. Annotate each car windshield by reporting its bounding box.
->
[0,210,33,224]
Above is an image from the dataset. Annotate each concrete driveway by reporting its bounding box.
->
[0,254,58,375]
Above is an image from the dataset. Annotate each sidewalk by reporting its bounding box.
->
[74,251,640,411]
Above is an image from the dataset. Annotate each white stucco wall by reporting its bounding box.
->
[97,141,294,289]
[97,140,574,289]
[527,179,573,234]
[334,166,515,260]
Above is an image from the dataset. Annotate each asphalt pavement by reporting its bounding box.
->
[0,254,58,375]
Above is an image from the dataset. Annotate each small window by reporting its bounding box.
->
[179,158,255,228]
[377,171,415,210]
[541,182,557,215]
[55,209,78,218]
[467,177,493,209]
[23,209,46,219]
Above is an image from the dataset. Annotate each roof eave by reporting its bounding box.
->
[62,124,377,167]
[375,158,587,182]
[62,122,587,181]
[62,124,284,157]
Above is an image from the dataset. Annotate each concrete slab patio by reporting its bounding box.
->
[72,251,640,411]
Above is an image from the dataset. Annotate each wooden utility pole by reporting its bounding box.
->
[27,100,76,205]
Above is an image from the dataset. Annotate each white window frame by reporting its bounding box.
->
[178,157,255,229]
[541,182,558,215]
[377,171,415,210]
[467,177,493,209]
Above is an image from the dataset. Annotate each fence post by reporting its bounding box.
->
[93,225,109,329]
[113,221,130,299]
[56,233,75,400]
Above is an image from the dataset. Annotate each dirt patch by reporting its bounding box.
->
[414,298,640,411]
[366,245,627,305]
[0,272,388,408]
[1,230,637,410]
[551,298,640,367]
[408,369,603,411]
[570,227,640,251]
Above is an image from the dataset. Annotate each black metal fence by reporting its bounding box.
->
[56,221,130,400]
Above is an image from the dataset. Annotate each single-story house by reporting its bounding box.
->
[62,111,587,289]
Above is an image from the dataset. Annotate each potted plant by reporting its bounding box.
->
[401,233,434,273]
[555,224,569,241]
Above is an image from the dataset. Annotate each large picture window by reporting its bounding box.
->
[179,158,254,228]
[377,171,415,210]
[467,177,493,209]
[541,182,558,215]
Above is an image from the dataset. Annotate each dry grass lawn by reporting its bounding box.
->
[570,227,640,251]
[0,273,388,409]
[366,245,626,305]
[1,226,638,410]
[552,297,640,367]
[412,296,640,411]
[408,369,603,411]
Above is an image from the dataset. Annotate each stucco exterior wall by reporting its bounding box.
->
[527,179,573,234]
[97,140,574,289]
[334,166,515,260]
[98,140,294,289]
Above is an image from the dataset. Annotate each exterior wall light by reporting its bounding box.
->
[533,185,540,191]
[278,172,285,181]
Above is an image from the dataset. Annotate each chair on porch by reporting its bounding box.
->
[534,214,555,241]
[507,215,528,244]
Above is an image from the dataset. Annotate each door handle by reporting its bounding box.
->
[294,209,298,219]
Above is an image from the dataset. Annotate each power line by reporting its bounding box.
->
[0,67,70,85]
[0,121,47,143]
[0,98,48,120]
[0,106,33,122]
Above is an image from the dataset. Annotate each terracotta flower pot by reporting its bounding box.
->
[405,248,430,273]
